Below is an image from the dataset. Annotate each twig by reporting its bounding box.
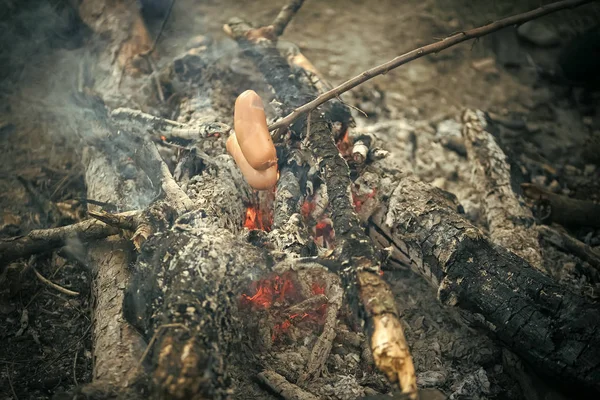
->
[73,347,79,386]
[143,0,176,56]
[6,365,18,400]
[539,225,600,270]
[0,215,137,268]
[271,0,306,37]
[33,267,80,296]
[257,370,318,400]
[268,0,595,132]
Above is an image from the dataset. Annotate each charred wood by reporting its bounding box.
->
[521,182,600,228]
[539,225,600,271]
[366,169,600,396]
[461,109,544,270]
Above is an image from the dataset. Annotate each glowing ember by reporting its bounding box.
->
[244,205,272,231]
[241,273,297,310]
[301,197,316,218]
[241,272,329,343]
[314,217,335,249]
[160,135,167,141]
[336,129,353,157]
[352,188,377,212]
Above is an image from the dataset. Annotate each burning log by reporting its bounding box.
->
[224,17,418,397]
[364,168,600,396]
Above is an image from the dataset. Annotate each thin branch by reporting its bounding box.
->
[271,0,306,37]
[268,0,595,132]
[0,210,142,268]
[539,225,600,271]
[33,267,80,296]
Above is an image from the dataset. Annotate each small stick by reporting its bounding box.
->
[33,267,79,296]
[257,370,318,400]
[268,0,594,132]
[6,365,18,400]
[73,347,79,386]
[539,225,600,270]
[271,0,306,37]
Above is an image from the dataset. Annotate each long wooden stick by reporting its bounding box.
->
[272,0,306,37]
[268,0,595,133]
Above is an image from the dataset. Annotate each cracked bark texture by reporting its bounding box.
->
[367,169,600,396]
[462,109,544,270]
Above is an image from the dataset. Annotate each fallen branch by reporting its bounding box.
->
[268,0,595,132]
[0,213,139,268]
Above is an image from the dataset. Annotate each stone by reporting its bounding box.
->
[517,21,560,47]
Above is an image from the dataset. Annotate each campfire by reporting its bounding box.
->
[2,0,600,400]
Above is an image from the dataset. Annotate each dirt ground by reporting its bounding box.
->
[0,0,599,399]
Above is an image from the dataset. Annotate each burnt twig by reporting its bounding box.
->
[521,183,600,228]
[271,0,306,37]
[268,0,595,132]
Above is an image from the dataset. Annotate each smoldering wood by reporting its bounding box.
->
[461,109,544,270]
[225,17,418,395]
[521,182,600,228]
[364,168,600,395]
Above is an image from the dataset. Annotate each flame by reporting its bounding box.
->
[336,129,353,157]
[244,205,272,231]
[241,272,329,343]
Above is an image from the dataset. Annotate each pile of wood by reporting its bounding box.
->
[1,1,599,399]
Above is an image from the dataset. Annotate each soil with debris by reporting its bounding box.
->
[1,0,599,399]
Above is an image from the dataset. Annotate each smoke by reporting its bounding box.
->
[0,0,88,84]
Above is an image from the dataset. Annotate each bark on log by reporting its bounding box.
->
[82,147,150,388]
[462,109,544,270]
[365,169,600,396]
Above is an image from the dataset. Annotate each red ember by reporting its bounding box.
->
[352,187,377,212]
[241,272,329,343]
[336,129,353,158]
[244,205,272,231]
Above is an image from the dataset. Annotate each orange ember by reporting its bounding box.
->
[301,197,316,218]
[314,218,335,249]
[352,188,377,212]
[336,129,353,157]
[241,272,329,343]
[244,205,272,231]
[160,135,167,141]
[241,273,297,310]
